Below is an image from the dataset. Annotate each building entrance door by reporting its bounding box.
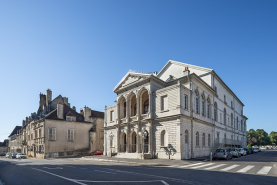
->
[34,147,36,157]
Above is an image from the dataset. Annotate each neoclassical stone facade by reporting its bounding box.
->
[104,60,247,159]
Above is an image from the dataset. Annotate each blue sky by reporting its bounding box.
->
[0,0,276,141]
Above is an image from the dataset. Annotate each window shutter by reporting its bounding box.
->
[67,129,70,141]
[71,129,74,141]
[53,128,56,140]
[49,128,52,141]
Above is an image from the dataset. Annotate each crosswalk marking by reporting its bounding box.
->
[167,165,180,168]
[220,165,240,171]
[257,166,272,175]
[180,163,203,168]
[237,165,255,173]
[191,163,214,169]
[204,164,226,170]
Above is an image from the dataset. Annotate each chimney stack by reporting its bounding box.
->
[63,97,69,106]
[46,89,52,106]
[57,102,64,119]
[84,106,91,122]
[72,106,76,112]
[153,71,157,76]
[183,67,190,76]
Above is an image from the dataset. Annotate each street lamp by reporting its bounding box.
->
[109,132,114,157]
[138,130,148,154]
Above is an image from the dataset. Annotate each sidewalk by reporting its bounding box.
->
[78,155,209,166]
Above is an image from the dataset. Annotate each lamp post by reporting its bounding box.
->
[109,132,114,157]
[138,130,148,154]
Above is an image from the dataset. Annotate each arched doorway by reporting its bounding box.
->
[120,133,127,152]
[131,132,136,153]
[141,91,149,114]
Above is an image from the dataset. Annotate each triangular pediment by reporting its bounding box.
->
[113,72,151,92]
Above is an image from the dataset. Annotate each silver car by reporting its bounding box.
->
[230,148,241,158]
[213,149,232,160]
[238,148,247,156]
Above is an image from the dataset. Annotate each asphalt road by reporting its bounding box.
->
[0,150,276,185]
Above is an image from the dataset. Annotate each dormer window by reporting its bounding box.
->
[66,116,76,122]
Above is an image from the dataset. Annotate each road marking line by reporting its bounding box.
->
[43,167,63,169]
[32,168,87,185]
[180,163,203,168]
[237,165,255,173]
[204,164,226,170]
[167,165,180,168]
[94,170,117,174]
[257,166,272,175]
[221,165,240,171]
[191,163,214,169]
[77,180,169,184]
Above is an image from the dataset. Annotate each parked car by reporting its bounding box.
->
[213,149,232,160]
[238,148,247,156]
[16,153,27,159]
[90,151,103,156]
[230,148,241,158]
[253,148,259,153]
[5,153,11,158]
[9,153,17,159]
[248,147,254,154]
[0,153,6,156]
[244,148,250,155]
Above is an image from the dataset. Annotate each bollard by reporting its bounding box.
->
[210,152,213,162]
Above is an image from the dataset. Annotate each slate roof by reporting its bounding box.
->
[91,110,104,119]
[9,126,22,137]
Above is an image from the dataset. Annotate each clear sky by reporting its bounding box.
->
[0,0,276,141]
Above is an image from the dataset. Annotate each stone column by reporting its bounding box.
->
[117,103,120,123]
[149,93,152,118]
[126,100,130,122]
[136,94,140,120]
[126,127,129,153]
[148,122,153,155]
[136,127,140,153]
[117,126,120,152]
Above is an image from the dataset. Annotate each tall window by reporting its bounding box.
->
[134,104,137,115]
[124,102,126,117]
[161,95,168,111]
[231,101,233,108]
[185,130,189,144]
[39,129,41,138]
[48,127,56,141]
[110,111,114,121]
[208,134,210,147]
[184,95,188,110]
[241,120,243,131]
[196,132,199,146]
[144,100,149,114]
[224,109,226,125]
[214,86,217,95]
[207,99,210,118]
[224,95,226,102]
[236,117,239,130]
[202,133,205,146]
[67,129,74,142]
[214,103,217,121]
[161,130,166,146]
[201,95,205,116]
[231,113,233,128]
[194,91,199,114]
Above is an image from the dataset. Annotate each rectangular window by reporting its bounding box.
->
[31,133,33,140]
[161,95,168,111]
[35,130,37,139]
[71,117,76,122]
[48,128,56,141]
[39,129,41,138]
[66,116,71,121]
[184,95,188,110]
[110,111,114,121]
[67,129,74,142]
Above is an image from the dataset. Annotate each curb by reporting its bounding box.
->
[77,157,166,166]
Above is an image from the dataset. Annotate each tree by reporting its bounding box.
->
[247,129,258,145]
[247,144,251,148]
[269,131,277,145]
[256,129,270,146]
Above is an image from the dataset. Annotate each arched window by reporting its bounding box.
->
[231,113,233,128]
[214,103,217,121]
[236,117,238,130]
[201,95,205,116]
[241,120,243,131]
[134,103,137,116]
[194,91,199,114]
[123,102,126,118]
[207,99,210,118]
[196,132,199,146]
[224,109,226,126]
[185,130,189,144]
[208,134,210,146]
[144,100,149,114]
[202,133,205,146]
[161,130,166,146]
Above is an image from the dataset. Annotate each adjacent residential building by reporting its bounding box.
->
[104,60,247,160]
[20,89,104,159]
[0,139,9,153]
[8,126,22,153]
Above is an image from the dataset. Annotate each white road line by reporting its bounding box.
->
[220,165,240,171]
[94,170,117,174]
[32,168,87,185]
[204,164,226,170]
[167,165,180,168]
[180,163,203,168]
[77,180,169,184]
[257,166,272,175]
[191,163,214,169]
[237,165,255,173]
[43,167,63,170]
